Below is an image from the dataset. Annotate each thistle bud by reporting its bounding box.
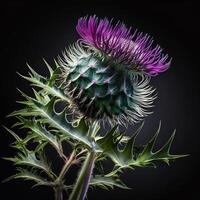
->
[59,16,170,125]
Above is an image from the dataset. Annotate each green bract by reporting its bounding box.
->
[59,43,155,126]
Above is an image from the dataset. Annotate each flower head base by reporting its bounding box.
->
[59,42,156,126]
[76,15,171,76]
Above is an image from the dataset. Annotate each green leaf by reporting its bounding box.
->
[8,151,56,179]
[2,126,28,152]
[3,126,21,142]
[9,91,97,150]
[18,62,70,103]
[134,123,188,167]
[97,125,125,166]
[97,122,187,168]
[17,117,63,156]
[43,58,54,77]
[3,168,54,188]
[90,175,130,190]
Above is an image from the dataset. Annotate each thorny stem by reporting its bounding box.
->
[69,150,96,200]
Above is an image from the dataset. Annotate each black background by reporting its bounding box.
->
[1,1,200,200]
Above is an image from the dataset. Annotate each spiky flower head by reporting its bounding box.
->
[59,16,170,125]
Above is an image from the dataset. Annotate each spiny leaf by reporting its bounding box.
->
[31,98,93,149]
[32,88,50,104]
[121,122,144,162]
[134,126,188,167]
[17,63,70,103]
[90,175,130,190]
[97,125,133,166]
[97,125,118,150]
[104,166,133,177]
[14,132,36,148]
[17,117,62,155]
[97,125,126,165]
[97,121,187,168]
[3,168,53,187]
[9,92,97,150]
[142,129,188,164]
[3,126,22,143]
[26,63,45,80]
[139,121,161,158]
[2,126,27,152]
[9,151,56,179]
[43,58,54,77]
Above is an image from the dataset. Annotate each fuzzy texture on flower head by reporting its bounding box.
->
[58,42,156,126]
[76,15,171,76]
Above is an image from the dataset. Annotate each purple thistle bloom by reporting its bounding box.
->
[76,15,171,76]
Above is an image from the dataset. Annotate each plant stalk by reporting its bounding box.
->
[58,150,75,181]
[69,150,96,200]
[54,150,75,200]
[54,186,63,200]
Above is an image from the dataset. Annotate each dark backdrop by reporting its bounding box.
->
[1,1,199,200]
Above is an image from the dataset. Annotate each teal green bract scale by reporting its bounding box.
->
[64,54,143,123]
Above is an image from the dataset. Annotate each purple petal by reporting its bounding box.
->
[76,15,171,76]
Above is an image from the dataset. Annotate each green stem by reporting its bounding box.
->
[54,186,63,200]
[69,150,96,200]
[54,150,75,200]
[58,150,75,181]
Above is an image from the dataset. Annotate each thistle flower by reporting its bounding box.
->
[4,15,185,200]
[76,16,171,76]
[59,16,170,125]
